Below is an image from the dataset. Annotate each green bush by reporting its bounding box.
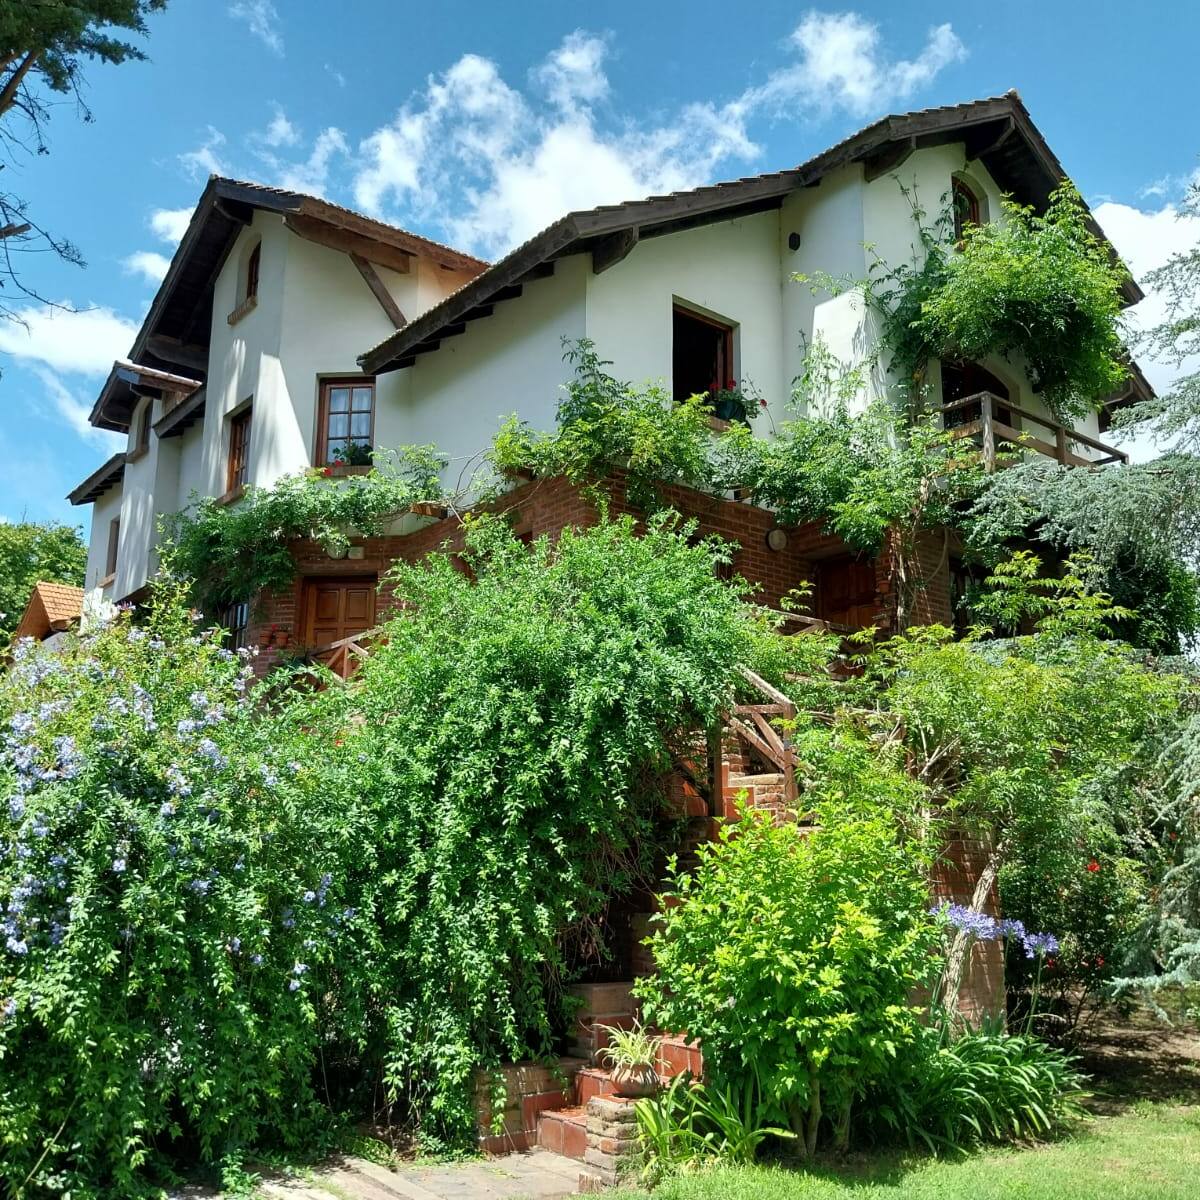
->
[303,514,782,1148]
[0,589,353,1196]
[869,1026,1089,1152]
[636,806,941,1159]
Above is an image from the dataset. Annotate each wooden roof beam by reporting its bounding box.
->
[350,253,407,329]
[285,214,412,274]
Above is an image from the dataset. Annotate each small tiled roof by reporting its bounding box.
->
[359,90,1145,377]
[13,582,84,642]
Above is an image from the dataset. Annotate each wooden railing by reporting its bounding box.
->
[728,664,800,804]
[311,627,383,680]
[937,391,1128,472]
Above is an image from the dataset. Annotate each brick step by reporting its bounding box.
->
[729,772,786,787]
[536,1105,589,1160]
[576,1066,617,1105]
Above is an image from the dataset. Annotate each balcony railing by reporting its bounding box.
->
[936,392,1128,472]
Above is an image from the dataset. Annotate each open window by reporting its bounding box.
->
[226,403,252,494]
[673,304,734,408]
[223,599,250,651]
[317,378,375,467]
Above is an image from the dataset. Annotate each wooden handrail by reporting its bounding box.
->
[936,391,1128,469]
[729,666,799,804]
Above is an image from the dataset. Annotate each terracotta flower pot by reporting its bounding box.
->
[610,1064,660,1099]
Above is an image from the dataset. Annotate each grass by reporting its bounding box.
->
[613,1099,1200,1200]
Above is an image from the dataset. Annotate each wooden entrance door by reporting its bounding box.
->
[302,576,377,648]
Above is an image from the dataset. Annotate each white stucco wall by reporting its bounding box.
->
[84,484,123,595]
[382,255,588,482]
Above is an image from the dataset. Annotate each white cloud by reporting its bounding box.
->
[179,126,228,180]
[325,63,347,89]
[533,30,611,111]
[0,304,137,376]
[351,16,964,256]
[150,206,193,244]
[273,127,349,195]
[746,13,966,119]
[32,368,124,448]
[122,250,171,285]
[259,103,300,149]
[229,0,283,56]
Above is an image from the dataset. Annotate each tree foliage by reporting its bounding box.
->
[0,519,86,643]
[0,2,168,323]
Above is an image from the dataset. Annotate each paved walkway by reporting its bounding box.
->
[253,1150,587,1200]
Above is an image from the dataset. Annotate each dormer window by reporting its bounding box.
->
[228,238,262,325]
[952,177,982,243]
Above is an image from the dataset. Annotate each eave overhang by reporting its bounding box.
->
[89,359,204,434]
[67,452,126,506]
[360,90,1143,376]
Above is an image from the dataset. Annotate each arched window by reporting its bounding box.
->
[952,177,981,243]
[941,359,1016,433]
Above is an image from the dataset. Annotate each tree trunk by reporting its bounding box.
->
[938,841,1005,1021]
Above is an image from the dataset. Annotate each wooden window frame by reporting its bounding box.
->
[103,517,120,582]
[672,303,735,405]
[952,178,981,243]
[315,377,376,469]
[226,402,253,495]
[130,398,153,460]
[245,241,261,301]
[223,599,250,651]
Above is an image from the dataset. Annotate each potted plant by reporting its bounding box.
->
[598,1021,661,1099]
[707,382,750,423]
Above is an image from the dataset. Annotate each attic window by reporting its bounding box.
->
[245,242,261,301]
[673,305,734,406]
[131,400,152,459]
[952,178,982,243]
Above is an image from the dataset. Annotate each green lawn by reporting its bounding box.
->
[613,1100,1200,1200]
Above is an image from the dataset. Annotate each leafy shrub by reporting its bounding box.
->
[0,589,352,1196]
[490,340,722,510]
[161,444,448,612]
[636,806,941,1158]
[869,1026,1089,1152]
[304,515,778,1148]
[915,184,1131,422]
[634,1073,794,1179]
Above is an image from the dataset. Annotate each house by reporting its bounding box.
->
[69,90,1148,658]
[11,582,84,650]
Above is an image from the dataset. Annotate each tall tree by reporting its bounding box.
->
[0,519,87,641]
[0,2,167,322]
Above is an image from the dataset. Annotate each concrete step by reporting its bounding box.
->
[729,772,786,787]
[536,1104,589,1160]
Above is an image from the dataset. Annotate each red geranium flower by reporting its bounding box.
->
[322,466,333,476]
[1087,860,1100,873]
[759,398,768,408]
[1096,955,1105,967]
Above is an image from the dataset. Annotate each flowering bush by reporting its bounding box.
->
[0,588,354,1196]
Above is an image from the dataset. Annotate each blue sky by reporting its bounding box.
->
[1,0,1197,529]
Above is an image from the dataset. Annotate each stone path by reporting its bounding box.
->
[252,1149,587,1200]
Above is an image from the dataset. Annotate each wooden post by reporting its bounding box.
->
[980,393,996,473]
[1055,424,1067,465]
[707,723,724,819]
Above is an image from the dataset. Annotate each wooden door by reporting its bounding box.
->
[302,576,377,648]
[816,557,878,629]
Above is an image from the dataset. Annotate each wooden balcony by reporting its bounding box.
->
[937,391,1128,471]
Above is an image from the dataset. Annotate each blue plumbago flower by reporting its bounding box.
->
[229,936,241,953]
[189,690,210,711]
[341,907,357,921]
[90,715,109,734]
[6,936,28,956]
[303,938,316,950]
[259,764,279,787]
[188,879,211,895]
[160,802,176,818]
[234,858,245,872]
[48,854,66,869]
[109,697,129,716]
[10,713,34,737]
[250,953,263,965]
[31,816,49,839]
[132,686,156,731]
[2,997,16,1019]
[292,961,308,976]
[166,767,191,797]
[195,739,227,770]
[281,907,295,929]
[49,922,65,946]
[316,873,332,906]
[302,890,317,904]
[288,761,302,774]
[111,858,127,873]
[127,628,148,643]
[176,718,202,736]
[8,796,26,822]
[288,979,301,991]
[39,700,68,723]
[54,735,82,780]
